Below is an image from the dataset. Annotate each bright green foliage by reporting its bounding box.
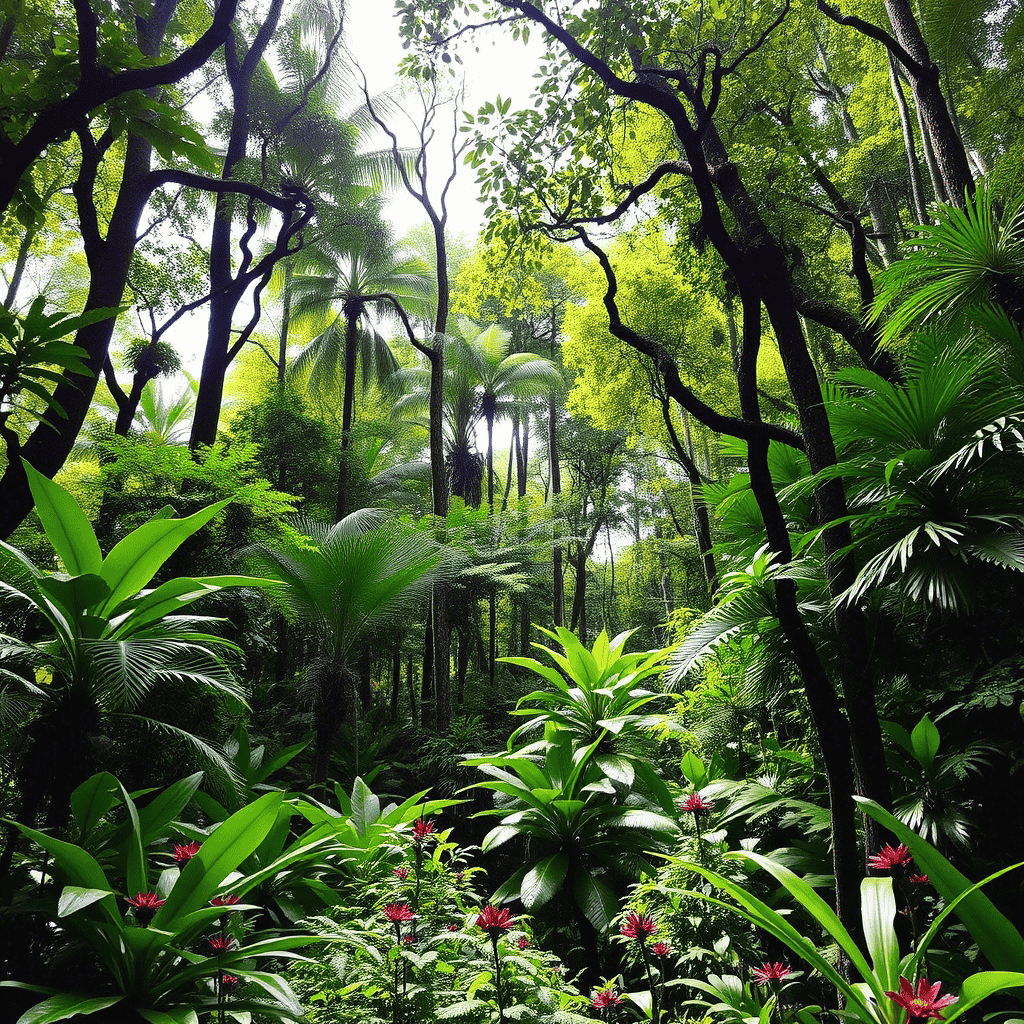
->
[504,626,674,763]
[0,464,275,803]
[0,298,116,433]
[0,781,315,1024]
[872,187,1024,342]
[675,811,1024,1024]
[466,730,677,932]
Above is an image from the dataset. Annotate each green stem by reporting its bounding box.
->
[642,945,660,1024]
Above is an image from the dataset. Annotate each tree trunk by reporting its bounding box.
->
[190,7,285,449]
[889,54,929,224]
[335,309,359,520]
[881,0,974,204]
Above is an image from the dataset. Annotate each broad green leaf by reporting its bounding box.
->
[57,886,114,918]
[861,878,899,997]
[573,869,618,933]
[521,853,568,908]
[98,499,231,611]
[137,1010,199,1024]
[16,994,124,1024]
[70,772,121,841]
[857,798,1024,971]
[945,972,1024,1023]
[910,715,940,768]
[116,781,147,898]
[349,777,381,837]
[22,461,102,576]
[681,751,707,788]
[151,792,283,927]
[136,772,204,845]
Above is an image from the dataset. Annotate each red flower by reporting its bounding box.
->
[384,903,416,923]
[412,818,435,843]
[211,894,240,908]
[592,987,623,1009]
[393,866,409,880]
[681,793,713,814]
[173,840,202,865]
[447,923,460,932]
[886,977,958,1023]
[126,892,165,925]
[651,942,672,957]
[517,936,530,949]
[910,874,929,885]
[220,974,240,994]
[752,962,793,985]
[868,844,913,870]
[456,870,465,884]
[205,935,234,955]
[621,910,657,942]
[403,934,416,945]
[476,904,514,938]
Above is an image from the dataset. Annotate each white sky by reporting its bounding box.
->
[344,0,542,240]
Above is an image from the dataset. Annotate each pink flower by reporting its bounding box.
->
[752,961,793,984]
[886,977,958,1023]
[412,818,435,844]
[592,987,623,1010]
[220,975,240,994]
[517,936,530,949]
[210,894,239,908]
[910,874,929,885]
[621,910,657,942]
[205,935,234,955]
[651,941,672,957]
[447,923,460,932]
[403,934,416,945]
[384,903,416,923]
[868,844,913,870]
[126,892,165,926]
[393,866,409,880]
[681,793,713,814]
[476,904,513,939]
[173,840,201,865]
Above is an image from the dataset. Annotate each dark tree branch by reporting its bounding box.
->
[816,0,924,76]
[576,227,805,451]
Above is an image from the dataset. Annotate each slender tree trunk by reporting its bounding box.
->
[390,648,401,717]
[335,310,359,520]
[406,656,417,726]
[889,55,930,223]
[190,6,286,449]
[881,0,973,204]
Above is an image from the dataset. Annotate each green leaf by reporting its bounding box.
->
[22,462,102,576]
[15,994,124,1024]
[857,798,1024,971]
[861,877,899,997]
[99,499,231,611]
[573,869,618,933]
[137,1010,199,1024]
[910,715,941,768]
[116,781,147,898]
[945,972,1024,1023]
[70,773,121,841]
[521,853,568,908]
[57,886,115,918]
[681,751,707,788]
[349,776,381,837]
[151,791,283,927]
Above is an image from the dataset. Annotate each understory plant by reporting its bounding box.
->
[672,800,1024,1024]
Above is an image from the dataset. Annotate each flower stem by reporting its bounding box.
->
[491,934,505,1023]
[642,946,660,1024]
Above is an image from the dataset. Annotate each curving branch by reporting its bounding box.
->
[576,227,804,452]
[816,0,923,77]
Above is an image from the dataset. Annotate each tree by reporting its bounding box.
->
[290,245,433,519]
[249,511,444,793]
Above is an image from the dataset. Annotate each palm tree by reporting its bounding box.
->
[289,246,433,520]
[249,510,445,792]
[448,316,562,510]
